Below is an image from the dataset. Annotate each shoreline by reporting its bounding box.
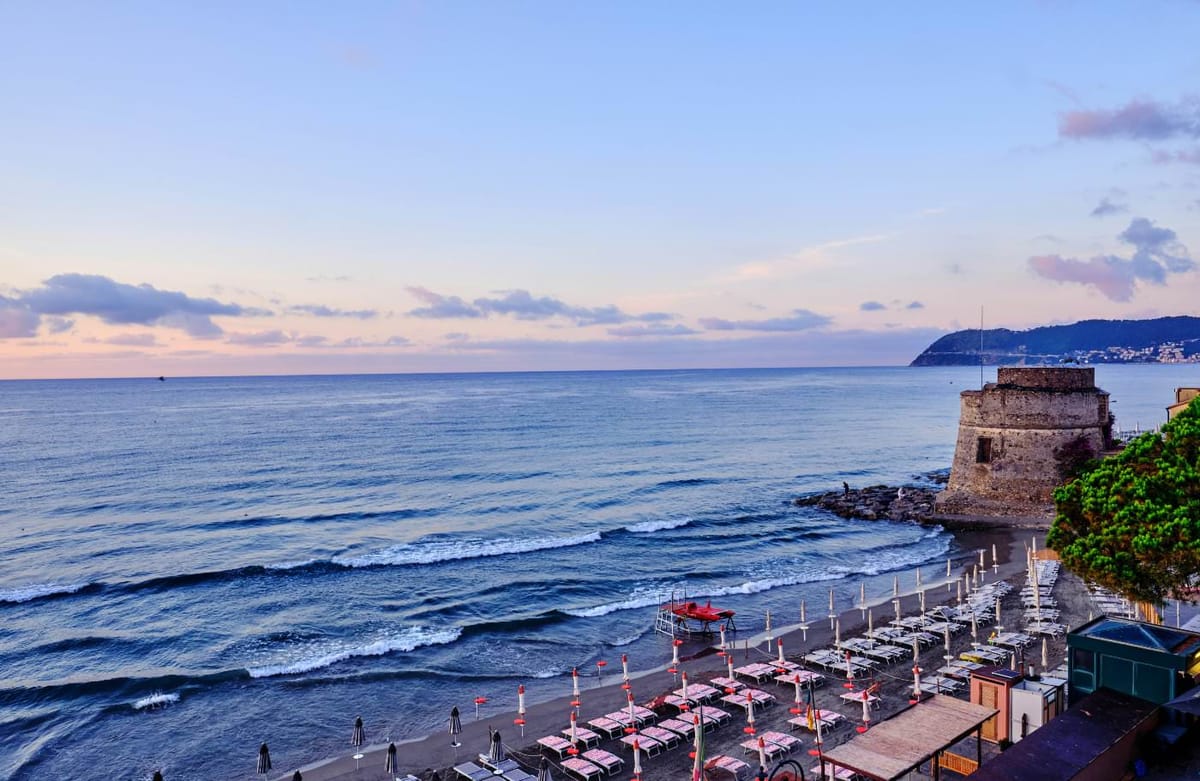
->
[275,525,1041,781]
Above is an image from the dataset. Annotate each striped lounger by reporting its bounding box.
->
[740,737,789,762]
[619,733,664,756]
[537,735,573,759]
[586,717,624,739]
[640,725,680,749]
[454,763,495,781]
[560,758,604,781]
[581,749,624,775]
[706,755,751,781]
[658,717,695,741]
[762,730,803,754]
[699,706,732,727]
[709,676,744,692]
[561,727,601,748]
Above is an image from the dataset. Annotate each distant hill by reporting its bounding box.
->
[910,316,1200,366]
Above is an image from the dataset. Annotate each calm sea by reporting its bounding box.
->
[0,366,1190,780]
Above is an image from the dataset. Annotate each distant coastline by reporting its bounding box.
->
[911,315,1200,366]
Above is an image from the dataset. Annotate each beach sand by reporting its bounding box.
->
[273,527,1095,781]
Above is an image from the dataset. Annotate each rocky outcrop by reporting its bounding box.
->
[794,484,940,523]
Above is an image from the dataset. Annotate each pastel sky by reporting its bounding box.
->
[2,1,1198,379]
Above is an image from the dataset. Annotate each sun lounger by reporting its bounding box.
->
[741,737,789,761]
[581,749,624,775]
[774,670,825,689]
[709,676,744,692]
[706,754,752,781]
[921,678,962,695]
[585,717,624,740]
[641,725,681,749]
[811,763,857,780]
[762,730,803,754]
[698,706,732,728]
[604,711,636,729]
[733,663,776,682]
[560,758,604,781]
[788,709,845,732]
[561,727,601,748]
[619,733,664,756]
[537,735,574,759]
[632,705,657,724]
[676,683,720,703]
[455,762,495,781]
[658,717,696,741]
[480,757,523,775]
[663,694,692,713]
[504,771,536,781]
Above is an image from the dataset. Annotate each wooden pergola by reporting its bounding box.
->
[818,695,998,780]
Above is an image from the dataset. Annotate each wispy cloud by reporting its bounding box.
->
[1151,147,1200,165]
[607,323,698,338]
[1059,96,1200,141]
[227,330,293,346]
[286,304,378,319]
[6,274,269,339]
[405,286,673,327]
[723,233,893,282]
[405,286,485,319]
[1090,197,1128,217]
[906,301,925,310]
[859,301,886,312]
[698,309,831,332]
[1028,217,1194,301]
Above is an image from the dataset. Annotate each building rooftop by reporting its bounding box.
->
[1073,616,1200,657]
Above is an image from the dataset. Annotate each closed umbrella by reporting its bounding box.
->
[489,730,505,765]
[352,716,365,748]
[625,689,637,727]
[257,743,271,775]
[843,651,854,688]
[670,640,681,675]
[827,588,835,629]
[537,756,552,781]
[293,772,302,781]
[893,575,899,598]
[621,654,631,690]
[916,567,922,590]
[764,610,773,647]
[858,690,871,733]
[995,597,1004,633]
[1042,637,1048,671]
[992,543,998,573]
[912,664,922,701]
[743,691,755,735]
[718,627,727,655]
[790,674,803,715]
[386,742,398,773]
[515,684,527,735]
[860,582,866,614]
[834,617,840,648]
[799,600,808,643]
[632,739,642,780]
[449,707,463,750]
[680,671,690,711]
[690,713,704,781]
[776,638,785,667]
[568,709,580,753]
[867,609,873,638]
[757,736,767,773]
[726,653,734,682]
[571,667,581,708]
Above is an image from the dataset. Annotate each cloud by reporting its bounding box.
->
[405,286,672,327]
[1059,97,1200,141]
[105,333,159,347]
[0,295,40,338]
[286,304,378,319]
[859,301,886,312]
[1090,197,1128,218]
[12,274,268,338]
[1151,147,1200,165]
[906,301,925,310]
[1027,217,1194,301]
[607,323,699,338]
[305,275,352,283]
[405,286,484,319]
[44,317,75,334]
[227,330,293,346]
[699,309,831,332]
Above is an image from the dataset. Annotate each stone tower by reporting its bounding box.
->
[936,367,1113,520]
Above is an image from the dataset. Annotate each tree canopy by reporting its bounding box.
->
[1047,399,1200,604]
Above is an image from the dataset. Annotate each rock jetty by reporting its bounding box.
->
[794,483,940,523]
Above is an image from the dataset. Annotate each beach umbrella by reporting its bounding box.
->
[680,671,691,711]
[449,707,463,750]
[596,659,607,685]
[670,640,681,673]
[867,608,873,638]
[516,684,527,735]
[568,709,581,754]
[992,543,999,573]
[799,600,808,635]
[489,730,505,765]
[776,638,786,667]
[621,654,631,690]
[257,743,271,775]
[757,736,768,772]
[626,689,637,726]
[690,714,704,781]
[571,668,581,708]
[718,627,727,655]
[916,567,922,589]
[970,611,979,647]
[860,582,866,614]
[790,674,803,715]
[828,588,835,628]
[352,716,365,748]
[834,617,840,647]
[893,576,899,598]
[1042,637,1048,671]
[857,690,871,733]
[843,651,854,688]
[765,609,773,646]
[632,739,642,780]
[912,664,922,702]
[979,549,986,568]
[386,743,398,774]
[293,772,302,781]
[943,625,952,664]
[995,597,1003,633]
[537,756,553,781]
[727,654,735,682]
[919,590,926,617]
[956,579,962,605]
[912,636,920,663]
[893,598,902,626]
[743,691,756,734]
[474,695,488,719]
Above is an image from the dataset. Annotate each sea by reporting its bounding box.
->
[0,365,1192,780]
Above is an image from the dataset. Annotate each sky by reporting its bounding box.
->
[1,1,1198,379]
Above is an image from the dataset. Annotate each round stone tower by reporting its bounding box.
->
[936,367,1113,520]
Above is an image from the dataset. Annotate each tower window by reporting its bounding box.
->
[976,437,993,463]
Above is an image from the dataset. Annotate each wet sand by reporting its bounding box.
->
[274,527,1090,781]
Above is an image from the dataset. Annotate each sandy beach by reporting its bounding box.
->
[273,525,1098,781]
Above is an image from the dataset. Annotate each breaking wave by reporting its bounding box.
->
[332,533,602,568]
[247,626,462,678]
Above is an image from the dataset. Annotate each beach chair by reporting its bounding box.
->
[733,663,774,683]
[698,706,732,728]
[740,737,789,762]
[619,733,664,756]
[641,725,681,749]
[585,717,623,740]
[560,758,604,781]
[560,727,601,749]
[503,770,536,781]
[480,756,523,776]
[632,705,657,724]
[745,688,777,707]
[762,730,802,754]
[455,762,495,781]
[709,675,745,693]
[706,754,752,781]
[581,749,624,776]
[604,711,636,729]
[537,735,574,759]
[658,717,695,741]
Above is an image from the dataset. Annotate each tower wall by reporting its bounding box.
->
[936,367,1111,519]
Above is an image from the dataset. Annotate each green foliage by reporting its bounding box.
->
[1048,401,1200,604]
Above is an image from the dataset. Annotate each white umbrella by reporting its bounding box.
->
[571,667,581,708]
[681,671,690,709]
[992,543,999,573]
[632,739,642,779]
[799,599,809,643]
[978,549,985,568]
[946,557,952,590]
[995,597,1003,633]
[757,736,768,772]
[834,617,841,647]
[670,641,680,672]
[828,588,836,628]
[726,654,735,681]
[1042,637,1048,670]
[626,690,637,725]
[621,654,630,690]
[867,608,873,638]
[744,691,755,734]
[919,589,926,617]
[956,579,963,605]
[912,636,920,662]
[843,651,854,687]
[859,690,871,732]
[943,625,952,664]
[569,710,580,754]
[893,575,899,598]
[860,582,866,614]
[916,567,922,589]
[765,610,773,646]
[912,664,922,700]
[790,674,803,715]
[690,713,704,781]
[515,684,526,736]
[719,627,727,654]
[893,598,902,626]
[776,638,786,666]
[971,611,979,648]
